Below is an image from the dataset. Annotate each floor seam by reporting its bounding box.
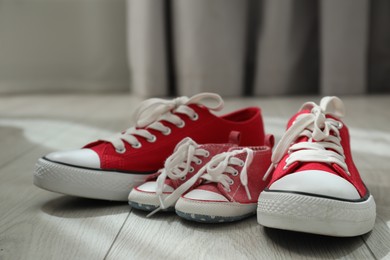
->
[103,207,132,260]
[360,235,378,260]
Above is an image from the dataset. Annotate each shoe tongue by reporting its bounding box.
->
[286,110,339,175]
[167,143,235,189]
[227,147,243,152]
[196,183,225,195]
[293,162,338,175]
[286,109,311,129]
[226,147,248,161]
[187,103,213,115]
[164,178,176,189]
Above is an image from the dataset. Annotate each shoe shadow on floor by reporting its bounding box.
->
[130,206,258,228]
[177,213,258,230]
[263,227,372,258]
[41,196,130,218]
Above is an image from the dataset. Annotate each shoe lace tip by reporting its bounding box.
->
[244,186,252,200]
[146,207,160,218]
[263,163,275,181]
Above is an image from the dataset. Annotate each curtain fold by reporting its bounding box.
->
[0,0,128,94]
[320,0,369,95]
[127,0,168,96]
[369,0,390,93]
[254,0,319,96]
[173,0,248,96]
[126,0,390,97]
[0,0,388,95]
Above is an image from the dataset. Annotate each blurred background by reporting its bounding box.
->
[0,0,389,97]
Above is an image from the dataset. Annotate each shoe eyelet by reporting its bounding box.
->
[189,167,194,173]
[229,180,234,185]
[195,159,202,165]
[180,176,186,181]
[225,188,231,192]
[116,148,126,154]
[191,113,199,121]
[132,142,142,149]
[162,128,172,135]
[204,151,210,158]
[176,121,185,128]
[337,122,343,129]
[232,170,238,176]
[239,161,244,167]
[147,135,157,143]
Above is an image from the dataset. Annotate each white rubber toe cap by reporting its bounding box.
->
[136,181,174,193]
[269,170,361,200]
[183,189,229,202]
[45,149,101,169]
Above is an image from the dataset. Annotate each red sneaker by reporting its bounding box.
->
[128,137,238,215]
[34,93,266,201]
[175,146,272,223]
[257,96,376,237]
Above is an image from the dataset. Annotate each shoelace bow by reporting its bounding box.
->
[201,148,254,200]
[102,93,224,152]
[146,138,208,217]
[263,96,348,181]
[147,147,254,217]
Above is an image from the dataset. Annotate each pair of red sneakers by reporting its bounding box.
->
[34,93,376,237]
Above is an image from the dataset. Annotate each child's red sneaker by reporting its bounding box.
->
[175,146,272,223]
[128,137,238,215]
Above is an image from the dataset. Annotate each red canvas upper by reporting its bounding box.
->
[190,146,272,203]
[135,142,238,193]
[267,100,367,198]
[84,101,265,173]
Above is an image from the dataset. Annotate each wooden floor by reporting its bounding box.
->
[0,94,389,260]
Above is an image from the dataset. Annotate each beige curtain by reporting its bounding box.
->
[0,0,129,94]
[0,0,389,96]
[127,0,390,96]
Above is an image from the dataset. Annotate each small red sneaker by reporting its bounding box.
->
[34,93,266,201]
[128,137,238,215]
[175,146,272,223]
[257,96,376,237]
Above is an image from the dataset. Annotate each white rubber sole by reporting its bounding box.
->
[34,158,152,201]
[175,197,257,223]
[128,189,175,211]
[257,191,376,237]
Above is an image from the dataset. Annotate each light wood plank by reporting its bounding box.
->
[0,95,141,260]
[0,94,389,259]
[106,210,374,259]
[362,206,390,259]
[0,145,131,260]
[108,96,389,259]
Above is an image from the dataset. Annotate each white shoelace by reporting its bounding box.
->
[146,138,209,217]
[101,93,224,153]
[263,96,348,181]
[201,148,254,200]
[147,147,254,217]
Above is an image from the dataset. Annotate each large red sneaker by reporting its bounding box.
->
[34,93,266,201]
[257,96,376,237]
[175,146,272,223]
[128,137,238,215]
